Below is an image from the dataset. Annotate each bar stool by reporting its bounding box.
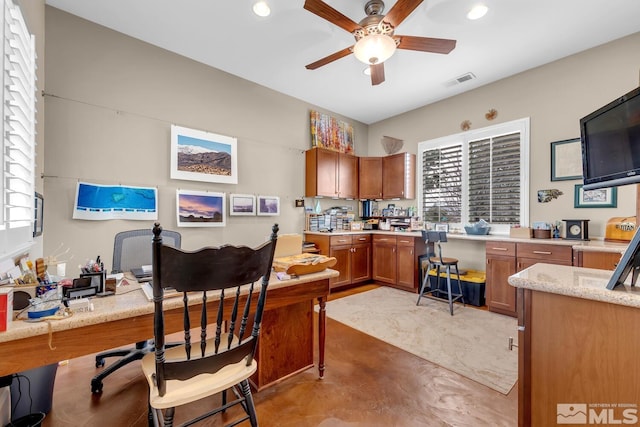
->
[416,230,465,315]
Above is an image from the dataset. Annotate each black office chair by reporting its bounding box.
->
[416,230,465,315]
[141,222,278,427]
[90,228,181,394]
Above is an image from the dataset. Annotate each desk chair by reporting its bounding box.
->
[90,228,181,394]
[141,223,278,427]
[416,230,465,315]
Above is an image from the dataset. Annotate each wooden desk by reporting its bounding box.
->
[0,270,337,390]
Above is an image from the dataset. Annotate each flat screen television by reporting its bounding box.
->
[580,86,640,289]
[580,85,640,191]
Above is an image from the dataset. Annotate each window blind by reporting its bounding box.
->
[0,0,36,257]
[468,132,521,224]
[422,144,462,223]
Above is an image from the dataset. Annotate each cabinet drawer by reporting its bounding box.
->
[351,234,371,244]
[517,243,572,262]
[485,241,516,256]
[330,235,353,246]
[373,235,397,245]
[396,236,415,246]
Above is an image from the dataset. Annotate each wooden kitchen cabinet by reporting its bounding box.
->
[486,241,572,317]
[372,234,426,291]
[486,242,517,316]
[575,250,622,270]
[517,287,640,426]
[358,157,383,199]
[303,233,371,290]
[358,153,416,200]
[382,152,416,200]
[305,147,358,199]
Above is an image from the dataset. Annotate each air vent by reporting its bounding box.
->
[444,72,476,87]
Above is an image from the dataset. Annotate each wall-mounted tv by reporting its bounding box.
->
[580,85,640,191]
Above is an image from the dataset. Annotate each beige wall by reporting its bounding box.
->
[367,32,640,269]
[41,6,640,272]
[43,7,366,271]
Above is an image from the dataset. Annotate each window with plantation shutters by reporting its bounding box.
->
[418,118,529,234]
[422,144,462,223]
[468,133,521,224]
[0,0,36,258]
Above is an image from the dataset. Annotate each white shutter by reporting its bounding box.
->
[0,0,36,257]
[422,144,462,223]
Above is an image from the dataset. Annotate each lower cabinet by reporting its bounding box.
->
[486,241,572,317]
[574,250,622,270]
[372,234,426,291]
[303,233,371,290]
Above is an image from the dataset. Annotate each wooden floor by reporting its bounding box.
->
[39,284,517,426]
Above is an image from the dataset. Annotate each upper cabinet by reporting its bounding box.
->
[359,153,416,200]
[305,147,358,199]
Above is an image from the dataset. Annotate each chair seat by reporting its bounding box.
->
[141,334,257,410]
[429,256,459,265]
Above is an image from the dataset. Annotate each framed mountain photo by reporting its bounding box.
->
[170,125,238,184]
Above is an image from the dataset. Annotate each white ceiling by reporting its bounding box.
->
[44,0,640,124]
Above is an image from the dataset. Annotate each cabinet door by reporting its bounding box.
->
[329,245,352,288]
[580,251,621,270]
[372,240,396,284]
[351,242,372,284]
[358,157,383,199]
[338,153,358,199]
[305,148,337,197]
[486,254,517,316]
[382,153,415,199]
[396,243,415,290]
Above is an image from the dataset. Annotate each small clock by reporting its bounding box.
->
[563,219,590,240]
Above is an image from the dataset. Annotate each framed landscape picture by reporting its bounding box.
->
[229,193,256,216]
[574,184,617,208]
[176,189,226,227]
[170,124,238,184]
[257,195,280,216]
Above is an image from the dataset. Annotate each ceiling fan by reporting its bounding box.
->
[304,0,457,85]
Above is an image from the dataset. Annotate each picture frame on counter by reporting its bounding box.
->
[574,184,617,208]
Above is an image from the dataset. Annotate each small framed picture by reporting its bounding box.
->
[574,184,617,208]
[350,222,363,231]
[551,138,582,181]
[33,192,44,237]
[229,194,256,216]
[176,189,226,227]
[435,223,449,232]
[257,195,280,216]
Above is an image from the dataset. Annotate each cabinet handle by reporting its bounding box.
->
[532,250,552,255]
[356,237,367,242]
[491,247,508,251]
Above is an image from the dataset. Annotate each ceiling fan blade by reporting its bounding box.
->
[370,63,385,86]
[304,0,361,33]
[305,46,353,70]
[396,35,456,54]
[383,0,424,28]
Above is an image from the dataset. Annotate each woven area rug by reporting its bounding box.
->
[322,287,518,394]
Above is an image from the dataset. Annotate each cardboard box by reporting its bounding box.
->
[0,287,13,332]
[510,227,532,239]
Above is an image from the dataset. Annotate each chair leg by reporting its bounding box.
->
[417,261,431,305]
[240,379,258,427]
[454,264,466,307]
[445,266,454,316]
[163,407,175,427]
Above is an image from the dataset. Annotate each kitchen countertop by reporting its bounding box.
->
[508,263,640,308]
[304,230,629,253]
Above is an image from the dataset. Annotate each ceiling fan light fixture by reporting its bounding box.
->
[353,34,396,65]
[252,1,271,17]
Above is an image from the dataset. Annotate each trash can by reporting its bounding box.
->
[9,364,57,423]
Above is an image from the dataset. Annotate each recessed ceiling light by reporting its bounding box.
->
[467,4,488,20]
[253,1,271,17]
[363,67,371,76]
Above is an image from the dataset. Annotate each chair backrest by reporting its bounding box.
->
[150,222,279,397]
[111,228,181,274]
[422,230,448,262]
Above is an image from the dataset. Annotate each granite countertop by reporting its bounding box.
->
[508,263,640,308]
[304,230,629,252]
[0,269,338,344]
